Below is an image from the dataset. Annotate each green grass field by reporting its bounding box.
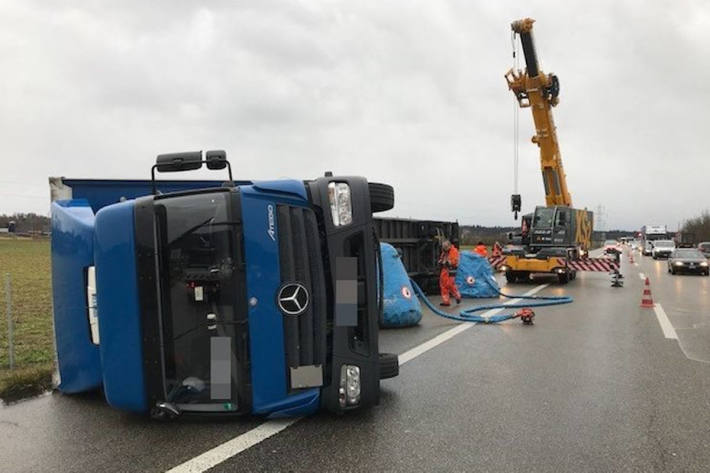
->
[0,238,55,401]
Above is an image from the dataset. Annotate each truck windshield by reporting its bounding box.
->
[646,234,667,241]
[533,208,555,228]
[654,240,675,248]
[155,191,242,408]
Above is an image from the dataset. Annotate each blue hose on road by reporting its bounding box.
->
[410,277,573,324]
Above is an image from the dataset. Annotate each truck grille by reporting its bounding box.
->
[276,205,327,370]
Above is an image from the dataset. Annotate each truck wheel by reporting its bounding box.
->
[368,182,395,213]
[379,353,399,379]
[505,271,517,284]
[557,272,569,284]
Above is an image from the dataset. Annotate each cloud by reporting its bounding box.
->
[1,0,709,231]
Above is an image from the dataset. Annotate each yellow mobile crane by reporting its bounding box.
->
[502,18,593,284]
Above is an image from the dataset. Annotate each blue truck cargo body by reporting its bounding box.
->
[50,165,393,418]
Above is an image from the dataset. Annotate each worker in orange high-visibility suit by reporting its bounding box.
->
[474,241,489,257]
[438,240,461,306]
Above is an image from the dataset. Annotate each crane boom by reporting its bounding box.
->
[506,18,572,208]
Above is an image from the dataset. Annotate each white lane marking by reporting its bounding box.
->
[639,272,646,280]
[398,324,472,365]
[634,263,639,267]
[165,419,299,473]
[165,283,550,473]
[653,303,678,340]
[399,283,548,365]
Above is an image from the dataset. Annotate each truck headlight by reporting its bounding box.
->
[674,261,684,266]
[328,182,353,226]
[701,262,708,267]
[338,364,360,407]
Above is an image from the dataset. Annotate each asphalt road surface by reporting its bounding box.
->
[2,247,710,472]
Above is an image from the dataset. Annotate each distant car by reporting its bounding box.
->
[698,242,710,258]
[668,248,709,275]
[652,240,676,259]
[603,239,621,255]
[643,240,654,256]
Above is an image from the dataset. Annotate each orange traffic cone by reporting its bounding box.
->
[640,277,654,308]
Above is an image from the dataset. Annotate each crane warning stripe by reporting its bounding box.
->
[486,256,619,272]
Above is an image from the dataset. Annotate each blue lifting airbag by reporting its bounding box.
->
[455,251,500,298]
[380,243,422,327]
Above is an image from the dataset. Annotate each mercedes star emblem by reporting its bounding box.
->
[277,283,309,316]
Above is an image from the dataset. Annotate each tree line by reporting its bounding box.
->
[681,211,710,242]
[0,213,51,234]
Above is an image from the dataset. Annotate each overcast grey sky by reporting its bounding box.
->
[1,0,708,229]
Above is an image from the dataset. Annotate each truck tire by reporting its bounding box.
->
[369,182,395,213]
[557,272,569,284]
[505,271,517,284]
[379,353,399,379]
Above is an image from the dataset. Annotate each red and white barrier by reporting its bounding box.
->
[567,258,620,272]
[487,256,506,268]
[487,255,620,272]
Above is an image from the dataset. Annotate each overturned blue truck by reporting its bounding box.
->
[50,150,399,418]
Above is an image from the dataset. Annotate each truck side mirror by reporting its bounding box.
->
[151,150,234,195]
[205,149,227,170]
[155,151,203,172]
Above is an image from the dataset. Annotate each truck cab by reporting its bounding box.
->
[50,151,398,418]
[508,206,591,259]
[528,206,591,256]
